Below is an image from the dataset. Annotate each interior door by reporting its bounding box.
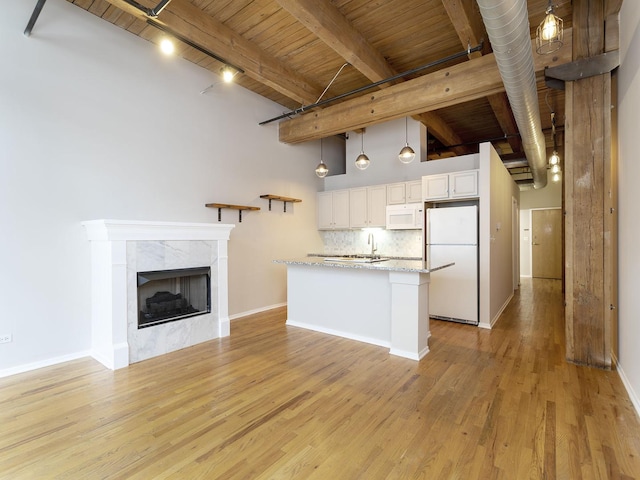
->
[532,209,562,279]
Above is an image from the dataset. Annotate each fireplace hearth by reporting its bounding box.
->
[137,266,211,328]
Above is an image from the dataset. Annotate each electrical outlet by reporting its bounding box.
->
[0,334,12,344]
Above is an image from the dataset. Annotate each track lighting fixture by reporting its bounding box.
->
[159,38,174,55]
[221,66,237,83]
[398,117,416,164]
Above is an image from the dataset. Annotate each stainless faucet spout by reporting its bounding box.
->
[367,233,377,256]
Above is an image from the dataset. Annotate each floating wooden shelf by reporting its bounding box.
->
[260,194,302,212]
[205,203,260,222]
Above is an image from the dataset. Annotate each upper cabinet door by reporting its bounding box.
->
[317,191,334,230]
[422,174,449,200]
[332,190,351,229]
[450,170,478,198]
[386,183,406,205]
[367,185,387,227]
[349,188,368,228]
[406,180,422,203]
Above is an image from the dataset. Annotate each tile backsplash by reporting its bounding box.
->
[320,229,423,258]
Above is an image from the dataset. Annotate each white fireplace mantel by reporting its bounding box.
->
[83,220,235,370]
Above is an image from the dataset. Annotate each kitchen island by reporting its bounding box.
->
[274,256,453,360]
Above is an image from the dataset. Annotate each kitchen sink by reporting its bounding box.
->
[323,255,389,263]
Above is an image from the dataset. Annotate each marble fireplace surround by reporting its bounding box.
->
[83,220,234,370]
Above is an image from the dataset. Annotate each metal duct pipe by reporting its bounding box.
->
[477,0,548,188]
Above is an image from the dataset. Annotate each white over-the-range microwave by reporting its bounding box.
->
[385,203,424,230]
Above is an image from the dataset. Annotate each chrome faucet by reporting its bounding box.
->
[367,233,377,257]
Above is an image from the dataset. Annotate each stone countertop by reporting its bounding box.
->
[273,256,454,274]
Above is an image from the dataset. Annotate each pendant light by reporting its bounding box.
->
[398,117,416,164]
[355,131,370,170]
[315,138,329,178]
[547,110,562,181]
[536,0,564,55]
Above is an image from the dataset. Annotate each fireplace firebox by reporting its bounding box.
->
[137,267,211,328]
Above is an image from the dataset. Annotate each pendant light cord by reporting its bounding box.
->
[405,117,409,144]
[315,63,350,104]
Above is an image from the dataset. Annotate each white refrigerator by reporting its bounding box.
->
[425,205,478,325]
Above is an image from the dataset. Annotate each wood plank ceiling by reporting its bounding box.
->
[64,0,572,174]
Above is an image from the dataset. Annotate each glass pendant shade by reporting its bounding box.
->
[398,117,416,164]
[536,4,563,54]
[550,164,560,174]
[398,145,416,164]
[355,132,370,170]
[355,152,370,170]
[315,161,329,178]
[549,151,560,165]
[552,172,561,182]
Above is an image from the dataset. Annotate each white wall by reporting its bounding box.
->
[0,0,323,373]
[519,180,562,210]
[617,1,640,414]
[479,143,520,328]
[324,117,479,190]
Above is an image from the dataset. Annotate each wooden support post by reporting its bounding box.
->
[564,0,618,369]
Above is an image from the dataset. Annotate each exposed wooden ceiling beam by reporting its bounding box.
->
[415,112,470,157]
[102,0,323,105]
[442,0,522,154]
[442,0,486,58]
[275,0,395,82]
[278,33,572,144]
[487,92,521,153]
[277,0,472,153]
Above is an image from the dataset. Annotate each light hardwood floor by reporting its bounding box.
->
[1,279,639,479]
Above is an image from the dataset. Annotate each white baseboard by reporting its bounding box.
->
[389,345,429,361]
[0,350,92,378]
[617,362,640,419]
[489,293,514,329]
[229,302,287,321]
[286,319,390,349]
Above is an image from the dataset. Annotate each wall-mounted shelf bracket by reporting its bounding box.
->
[260,195,302,212]
[205,203,260,222]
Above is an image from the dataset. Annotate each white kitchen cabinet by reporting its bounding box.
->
[422,174,450,200]
[350,185,387,228]
[318,190,350,229]
[422,170,478,201]
[406,180,422,203]
[386,183,406,205]
[450,170,479,198]
[387,180,422,204]
[368,185,387,226]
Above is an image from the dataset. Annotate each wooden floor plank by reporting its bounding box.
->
[1,279,639,479]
